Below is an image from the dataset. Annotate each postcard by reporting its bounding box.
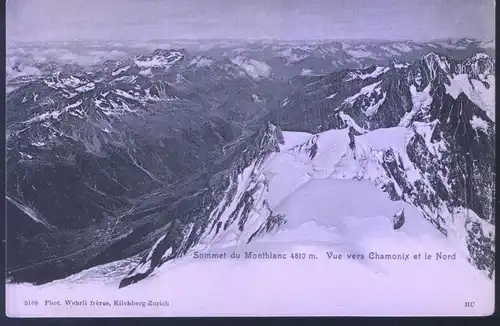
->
[5,0,495,317]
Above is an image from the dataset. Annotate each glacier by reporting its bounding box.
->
[7,128,494,317]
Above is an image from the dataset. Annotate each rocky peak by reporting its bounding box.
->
[151,48,187,58]
[133,49,186,70]
[415,52,455,83]
[234,122,284,172]
[393,208,405,230]
[461,53,495,78]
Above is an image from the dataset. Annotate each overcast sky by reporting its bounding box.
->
[6,0,496,42]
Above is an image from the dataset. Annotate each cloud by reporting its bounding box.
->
[7,44,132,69]
[231,56,272,80]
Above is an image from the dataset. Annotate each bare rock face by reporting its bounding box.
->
[393,209,405,230]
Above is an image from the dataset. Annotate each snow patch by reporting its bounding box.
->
[111,66,131,76]
[343,81,386,115]
[75,82,95,93]
[364,92,387,117]
[394,62,410,69]
[344,81,383,106]
[399,84,433,127]
[349,66,390,80]
[32,141,46,147]
[470,116,489,133]
[252,94,263,103]
[138,68,153,76]
[445,74,495,121]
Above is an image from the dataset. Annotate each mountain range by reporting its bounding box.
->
[5,39,495,289]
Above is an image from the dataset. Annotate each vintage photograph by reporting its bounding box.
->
[5,0,495,317]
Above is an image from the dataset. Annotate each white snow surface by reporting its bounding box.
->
[364,92,387,117]
[252,94,264,103]
[7,128,494,317]
[342,80,386,117]
[344,81,383,106]
[348,66,390,80]
[444,74,495,121]
[394,62,410,69]
[300,68,314,76]
[111,66,131,76]
[399,84,433,127]
[470,115,490,133]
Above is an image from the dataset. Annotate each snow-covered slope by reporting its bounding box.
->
[112,125,494,291]
[7,170,493,316]
[269,54,495,280]
[6,46,495,315]
[200,127,494,266]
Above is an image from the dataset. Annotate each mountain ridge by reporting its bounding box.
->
[5,48,495,288]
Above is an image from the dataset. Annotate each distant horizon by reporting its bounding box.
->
[7,37,496,46]
[7,0,495,43]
